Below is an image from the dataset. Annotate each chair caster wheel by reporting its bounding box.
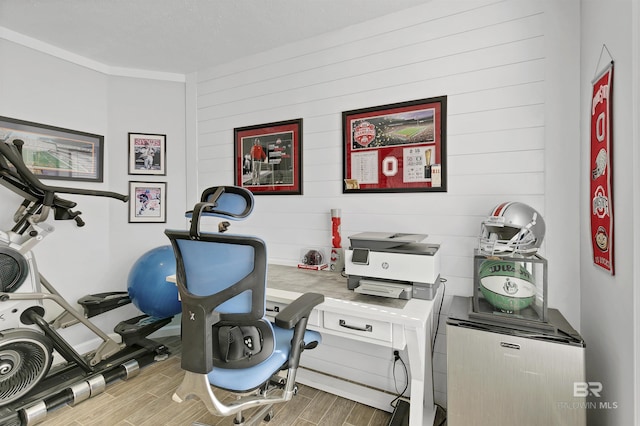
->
[264,409,274,422]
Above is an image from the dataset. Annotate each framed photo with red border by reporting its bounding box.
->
[234,119,303,195]
[342,96,447,193]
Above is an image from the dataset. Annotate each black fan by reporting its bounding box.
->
[0,248,28,293]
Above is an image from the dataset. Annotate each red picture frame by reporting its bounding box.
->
[234,119,303,195]
[342,96,447,193]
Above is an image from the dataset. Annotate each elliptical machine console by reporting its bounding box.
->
[0,139,170,426]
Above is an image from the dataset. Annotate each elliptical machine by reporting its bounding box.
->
[0,139,171,425]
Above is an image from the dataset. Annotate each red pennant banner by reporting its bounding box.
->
[590,62,614,274]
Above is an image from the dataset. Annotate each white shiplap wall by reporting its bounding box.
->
[190,0,552,409]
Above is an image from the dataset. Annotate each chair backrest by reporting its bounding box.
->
[165,186,274,374]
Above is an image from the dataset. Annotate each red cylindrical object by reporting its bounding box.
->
[331,209,341,248]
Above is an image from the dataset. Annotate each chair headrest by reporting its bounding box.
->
[186,186,254,221]
[186,186,254,239]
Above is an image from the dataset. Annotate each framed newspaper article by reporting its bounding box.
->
[128,133,166,175]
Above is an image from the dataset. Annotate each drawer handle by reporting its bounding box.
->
[266,306,280,313]
[339,319,372,332]
[500,342,520,350]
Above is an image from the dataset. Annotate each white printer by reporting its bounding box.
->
[345,232,441,300]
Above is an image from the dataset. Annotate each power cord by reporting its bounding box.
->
[389,350,408,410]
[390,279,447,409]
[432,279,447,425]
[435,403,447,426]
[353,276,448,417]
[432,278,446,356]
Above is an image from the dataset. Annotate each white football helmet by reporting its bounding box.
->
[479,202,545,256]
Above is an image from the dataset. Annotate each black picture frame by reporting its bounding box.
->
[128,132,166,175]
[128,181,167,223]
[342,96,447,193]
[0,115,104,182]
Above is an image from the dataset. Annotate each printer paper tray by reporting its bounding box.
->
[355,279,412,300]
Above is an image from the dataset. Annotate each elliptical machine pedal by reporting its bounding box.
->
[52,291,132,329]
[78,291,132,317]
[114,314,173,353]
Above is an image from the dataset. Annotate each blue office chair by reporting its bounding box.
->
[165,186,323,425]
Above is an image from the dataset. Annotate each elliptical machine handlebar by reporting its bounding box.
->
[0,140,128,227]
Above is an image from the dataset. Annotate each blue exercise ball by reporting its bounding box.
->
[127,245,180,319]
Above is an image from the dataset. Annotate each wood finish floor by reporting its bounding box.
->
[38,336,393,426]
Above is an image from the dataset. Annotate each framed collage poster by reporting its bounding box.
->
[342,96,447,193]
[129,181,166,223]
[128,133,166,175]
[234,119,302,195]
[0,115,104,182]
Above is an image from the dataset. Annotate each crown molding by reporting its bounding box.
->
[0,26,186,83]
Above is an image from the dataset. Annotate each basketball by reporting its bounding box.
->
[478,259,536,313]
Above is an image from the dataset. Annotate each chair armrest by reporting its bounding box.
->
[274,292,324,329]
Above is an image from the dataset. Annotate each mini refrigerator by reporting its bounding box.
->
[447,296,586,426]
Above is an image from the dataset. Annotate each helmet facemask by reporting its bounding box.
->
[479,204,544,256]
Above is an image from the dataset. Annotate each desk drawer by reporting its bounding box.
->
[323,311,391,342]
[266,300,320,327]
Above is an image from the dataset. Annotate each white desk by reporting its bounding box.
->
[265,265,438,426]
[168,265,439,426]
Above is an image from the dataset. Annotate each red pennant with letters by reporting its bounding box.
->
[590,62,614,274]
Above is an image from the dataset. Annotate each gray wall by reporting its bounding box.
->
[580,1,637,425]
